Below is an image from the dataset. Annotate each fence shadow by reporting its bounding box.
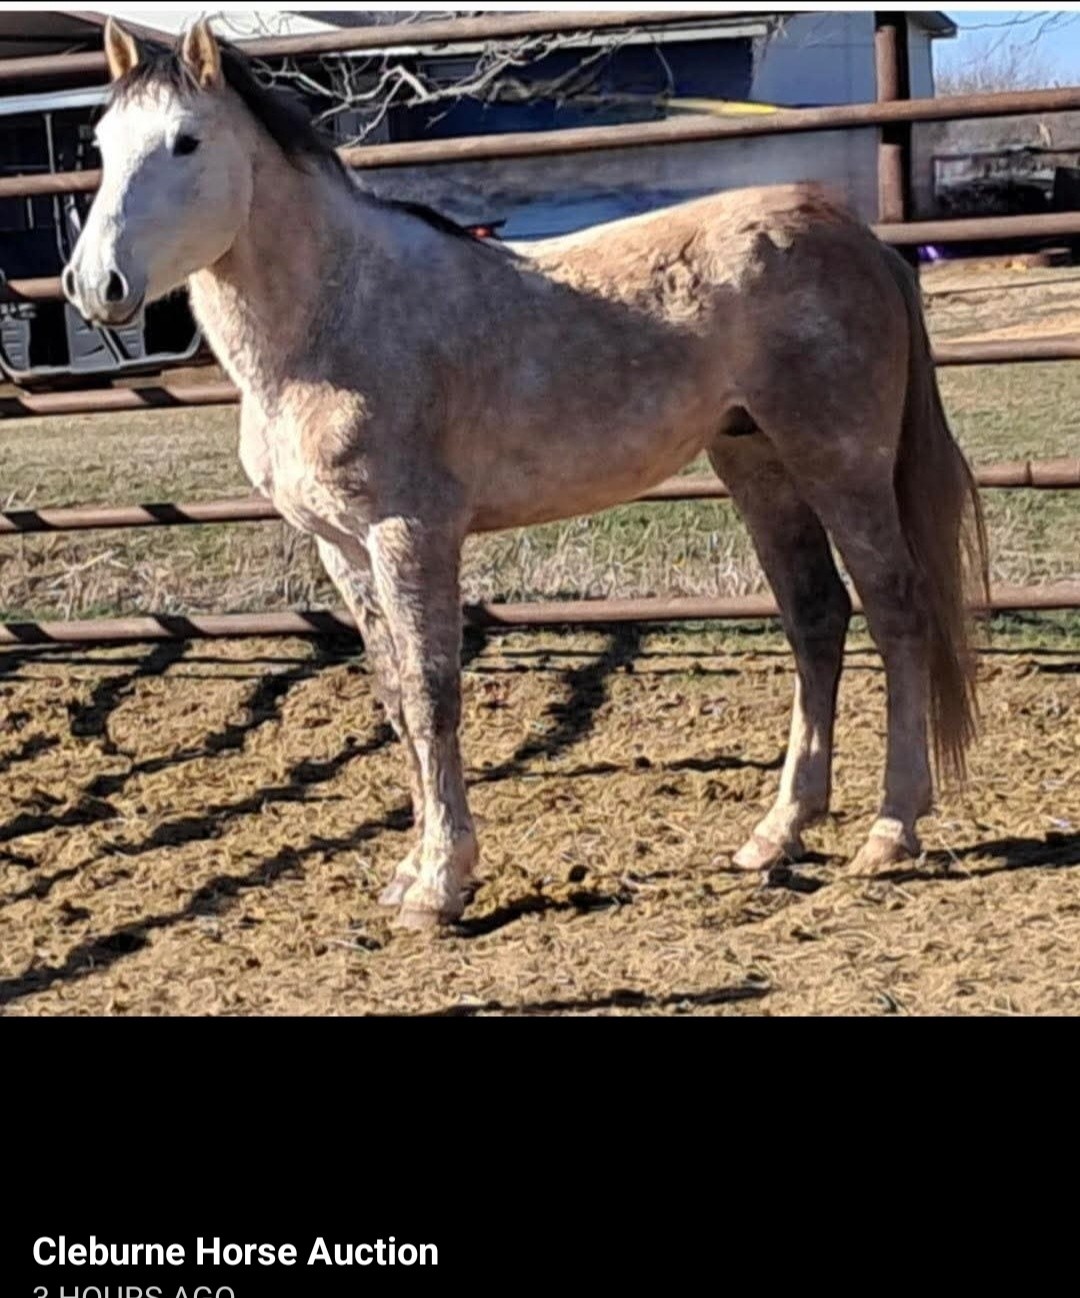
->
[68,640,189,754]
[0,730,405,1007]
[472,625,643,784]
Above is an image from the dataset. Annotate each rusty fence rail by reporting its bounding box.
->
[10,210,1080,304]
[0,454,1074,644]
[6,339,1080,419]
[2,584,1079,647]
[0,458,1076,537]
[8,83,1080,201]
[0,459,1075,645]
[0,10,725,89]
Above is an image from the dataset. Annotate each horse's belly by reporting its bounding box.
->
[463,348,726,531]
[466,419,708,533]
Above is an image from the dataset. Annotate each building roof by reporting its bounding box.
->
[65,9,960,47]
[914,12,959,39]
[0,10,104,58]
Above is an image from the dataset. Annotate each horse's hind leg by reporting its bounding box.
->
[743,408,933,871]
[709,434,851,870]
[315,537,425,905]
[792,474,933,870]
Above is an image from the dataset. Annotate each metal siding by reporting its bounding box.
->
[751,11,877,107]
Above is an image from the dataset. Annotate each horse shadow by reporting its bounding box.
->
[872,830,1080,884]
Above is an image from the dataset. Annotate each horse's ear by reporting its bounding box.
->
[103,17,140,82]
[180,17,223,91]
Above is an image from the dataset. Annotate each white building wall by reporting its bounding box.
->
[753,11,937,104]
[752,12,941,218]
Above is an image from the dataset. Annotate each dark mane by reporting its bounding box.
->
[110,35,488,246]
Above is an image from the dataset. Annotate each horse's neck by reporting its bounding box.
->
[189,155,359,410]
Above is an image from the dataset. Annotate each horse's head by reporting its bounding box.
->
[64,18,256,326]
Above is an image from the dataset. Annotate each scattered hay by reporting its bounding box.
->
[0,630,1076,1016]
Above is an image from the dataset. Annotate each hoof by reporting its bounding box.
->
[377,847,420,907]
[732,832,804,872]
[394,903,456,932]
[378,874,416,908]
[850,827,919,873]
[393,878,465,930]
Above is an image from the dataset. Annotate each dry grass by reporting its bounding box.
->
[0,262,1076,622]
[0,629,1075,1016]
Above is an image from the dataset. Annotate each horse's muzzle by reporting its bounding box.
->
[62,263,145,327]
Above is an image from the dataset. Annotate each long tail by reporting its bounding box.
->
[884,246,990,784]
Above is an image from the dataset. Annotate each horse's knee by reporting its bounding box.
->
[399,657,462,738]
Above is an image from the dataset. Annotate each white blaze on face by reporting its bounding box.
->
[65,78,254,323]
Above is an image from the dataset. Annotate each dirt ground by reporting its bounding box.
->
[0,626,1076,1016]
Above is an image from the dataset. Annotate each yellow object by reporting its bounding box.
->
[666,98,780,117]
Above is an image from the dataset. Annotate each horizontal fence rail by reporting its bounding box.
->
[0,276,62,302]
[876,212,1080,246]
[5,338,1080,419]
[9,82,1080,202]
[0,382,235,418]
[1,584,1078,646]
[0,459,1075,536]
[10,234,1080,307]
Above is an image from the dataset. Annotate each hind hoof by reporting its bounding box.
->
[850,826,919,873]
[732,832,803,872]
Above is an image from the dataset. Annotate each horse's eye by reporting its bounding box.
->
[173,134,200,157]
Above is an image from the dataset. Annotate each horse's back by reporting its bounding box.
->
[521,182,875,320]
[527,182,857,257]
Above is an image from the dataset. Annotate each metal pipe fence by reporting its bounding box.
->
[0,11,1077,642]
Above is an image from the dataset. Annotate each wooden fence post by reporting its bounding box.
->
[875,13,918,266]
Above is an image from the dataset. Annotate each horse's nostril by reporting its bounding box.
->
[105,270,128,303]
[62,266,77,301]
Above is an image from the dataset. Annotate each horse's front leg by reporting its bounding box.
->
[313,537,425,906]
[368,515,477,928]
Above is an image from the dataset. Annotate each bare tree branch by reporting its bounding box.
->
[937,10,1078,94]
[936,32,1065,97]
[249,16,788,147]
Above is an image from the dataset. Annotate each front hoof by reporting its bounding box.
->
[378,873,416,908]
[732,832,803,872]
[393,879,465,931]
[377,847,420,907]
[394,904,453,931]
